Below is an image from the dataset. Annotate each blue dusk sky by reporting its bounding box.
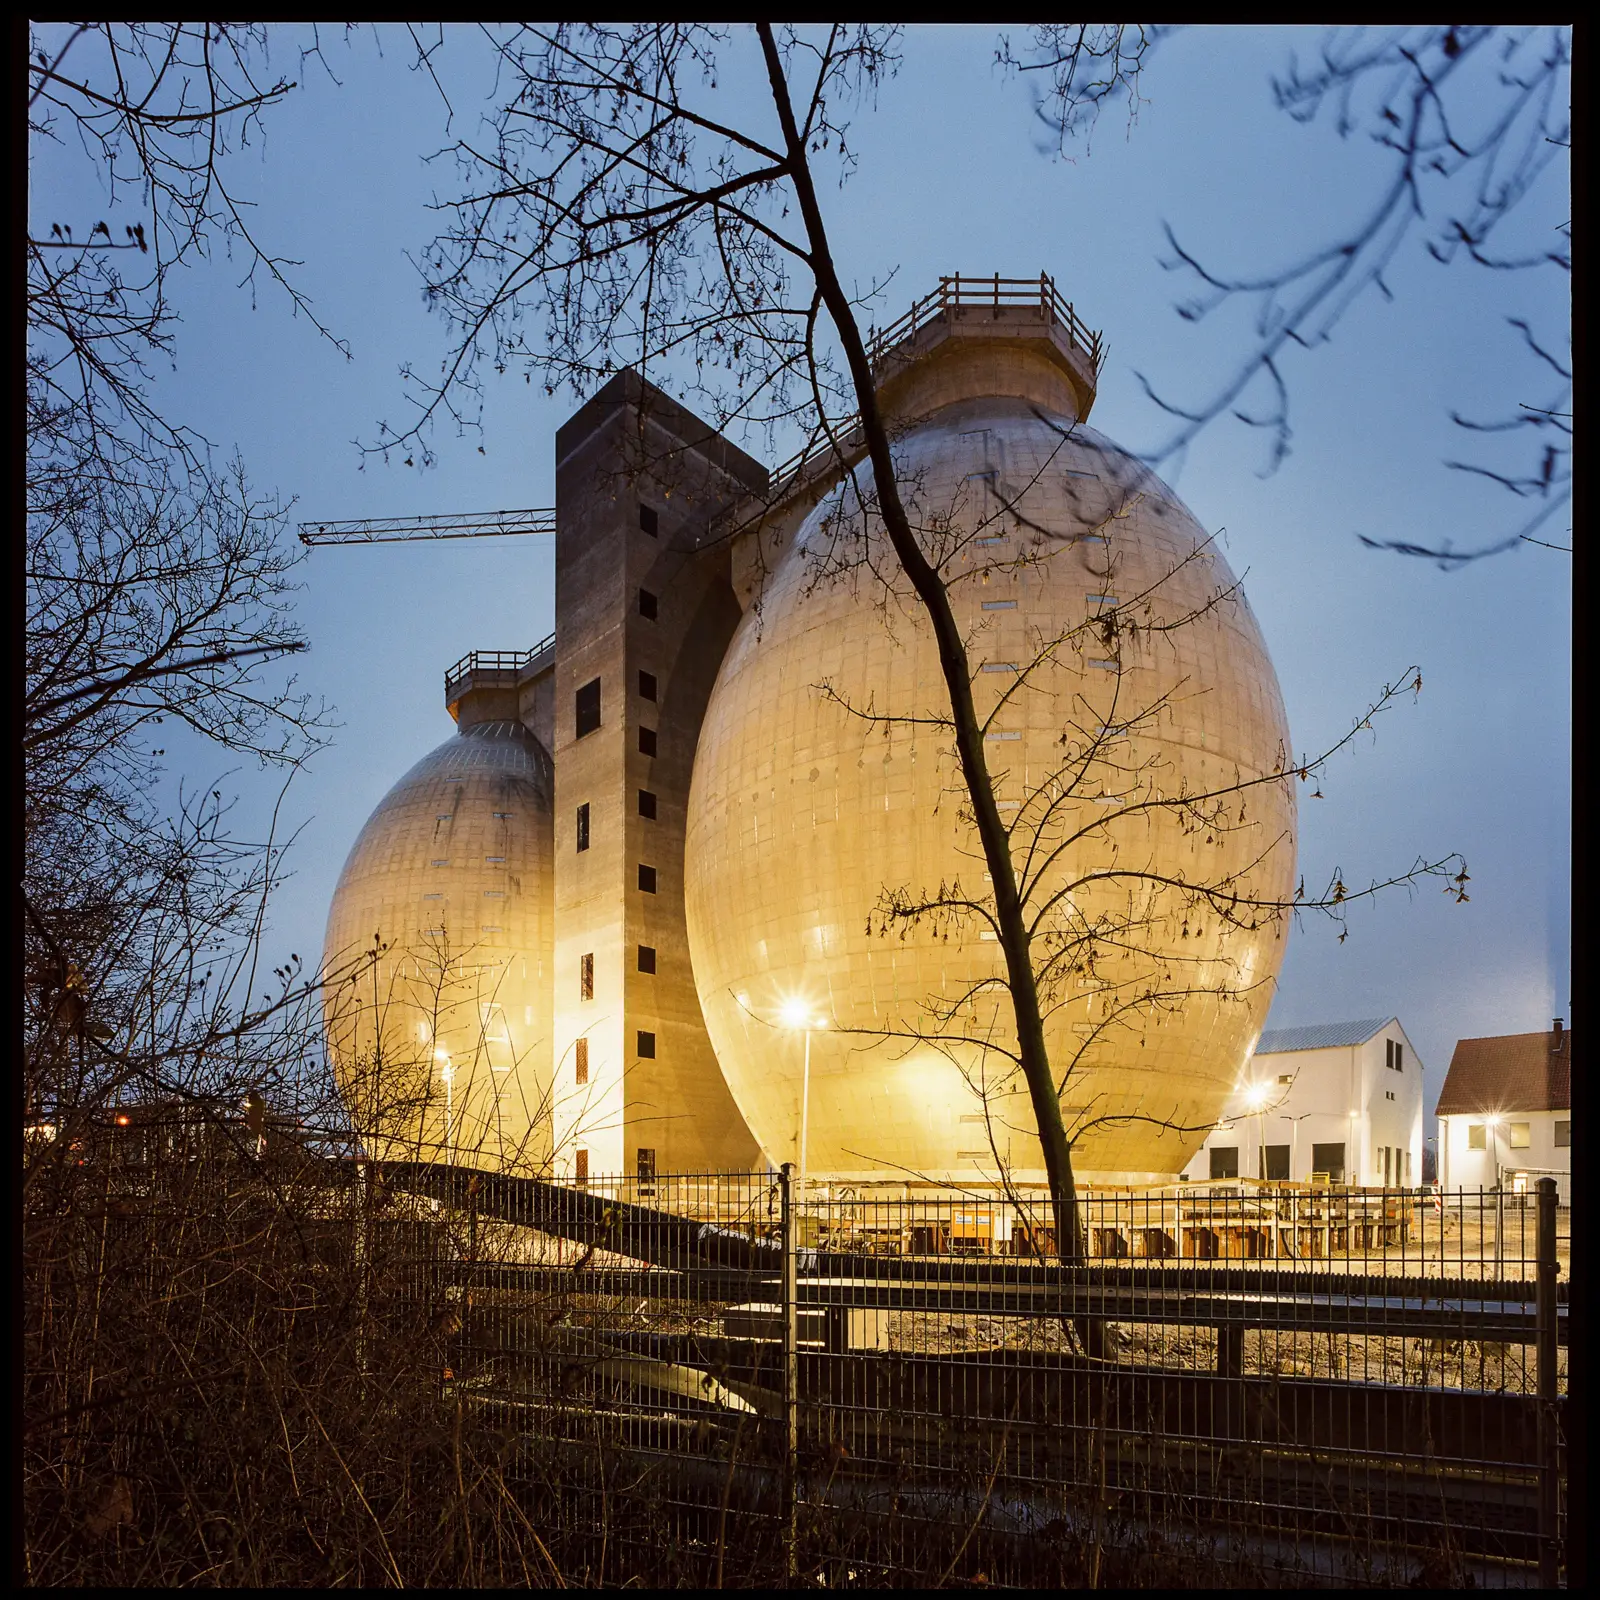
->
[31,24,1571,1119]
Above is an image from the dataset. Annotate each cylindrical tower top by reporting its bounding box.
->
[867,272,1102,425]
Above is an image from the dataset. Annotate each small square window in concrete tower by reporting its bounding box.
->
[638,944,656,974]
[638,670,657,702]
[639,504,658,537]
[580,952,594,1001]
[637,1146,656,1181]
[637,1030,656,1059]
[575,803,590,853]
[638,587,658,620]
[638,789,657,820]
[575,677,601,738]
[639,726,657,757]
[574,1037,589,1085]
[638,864,657,893]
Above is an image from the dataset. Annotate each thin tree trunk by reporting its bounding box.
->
[758,28,1091,1291]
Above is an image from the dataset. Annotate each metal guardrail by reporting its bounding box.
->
[763,272,1104,504]
[442,633,555,702]
[42,1117,1570,1586]
[864,270,1104,374]
[377,1166,1568,1587]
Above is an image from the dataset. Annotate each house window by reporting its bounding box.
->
[1508,1122,1531,1150]
[639,504,659,537]
[639,726,657,757]
[1387,1039,1405,1072]
[575,677,601,738]
[637,1030,656,1059]
[580,953,594,1001]
[1209,1146,1239,1180]
[1555,1120,1571,1148]
[1264,1144,1291,1181]
[1385,1090,1395,1101]
[1311,1142,1346,1182]
[638,669,657,701]
[638,587,658,620]
[1278,1074,1293,1086]
[1468,1124,1487,1150]
[637,945,656,974]
[638,789,657,819]
[574,1037,589,1085]
[576,802,590,853]
[574,1148,589,1187]
[1404,1150,1412,1183]
[637,1146,656,1182]
[638,864,657,893]
[1382,1146,1391,1185]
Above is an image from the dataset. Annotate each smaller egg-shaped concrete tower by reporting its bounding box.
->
[323,653,555,1170]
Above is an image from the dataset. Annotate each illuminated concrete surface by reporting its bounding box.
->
[326,279,1298,1186]
[323,714,555,1167]
[688,334,1296,1184]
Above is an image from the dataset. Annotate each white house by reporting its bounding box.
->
[1436,1022,1571,1201]
[1180,1017,1425,1188]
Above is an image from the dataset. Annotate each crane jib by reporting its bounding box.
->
[297,509,557,546]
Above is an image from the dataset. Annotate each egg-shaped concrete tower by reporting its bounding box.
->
[323,658,556,1170]
[685,300,1297,1184]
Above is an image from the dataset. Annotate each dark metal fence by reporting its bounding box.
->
[370,1167,1569,1587]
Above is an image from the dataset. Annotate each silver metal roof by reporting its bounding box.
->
[1255,1018,1391,1055]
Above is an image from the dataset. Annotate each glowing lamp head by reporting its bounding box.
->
[779,998,813,1030]
[1243,1081,1270,1110]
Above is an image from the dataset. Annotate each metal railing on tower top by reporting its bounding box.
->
[763,273,1104,502]
[864,271,1104,374]
[443,634,555,702]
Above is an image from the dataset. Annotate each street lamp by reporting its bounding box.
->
[436,1049,455,1158]
[1281,1112,1318,1185]
[1485,1114,1505,1271]
[779,999,828,1206]
[1242,1080,1271,1180]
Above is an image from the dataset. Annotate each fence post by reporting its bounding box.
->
[781,1162,799,1579]
[354,1161,371,1390]
[1536,1176,1560,1586]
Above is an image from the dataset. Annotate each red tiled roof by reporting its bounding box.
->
[1435,1028,1571,1117]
